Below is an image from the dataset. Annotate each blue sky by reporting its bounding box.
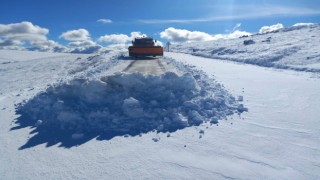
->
[0,0,319,53]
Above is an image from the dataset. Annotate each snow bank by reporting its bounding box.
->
[170,23,320,72]
[258,23,284,34]
[14,66,239,147]
[293,23,315,27]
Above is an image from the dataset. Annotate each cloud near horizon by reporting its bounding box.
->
[98,34,131,44]
[68,40,96,47]
[98,32,147,44]
[160,28,214,43]
[0,21,48,42]
[160,27,251,43]
[59,29,90,41]
[0,21,68,52]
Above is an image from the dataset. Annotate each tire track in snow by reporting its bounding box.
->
[122,58,167,75]
[162,161,237,180]
[123,60,137,72]
[157,59,166,72]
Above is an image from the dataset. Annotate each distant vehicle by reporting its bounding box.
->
[128,37,163,58]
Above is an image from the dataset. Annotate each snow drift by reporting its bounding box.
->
[14,66,241,148]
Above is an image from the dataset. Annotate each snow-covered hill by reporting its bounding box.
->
[170,23,320,72]
[0,43,320,179]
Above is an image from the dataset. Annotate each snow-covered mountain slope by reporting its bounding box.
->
[0,50,82,62]
[170,23,320,72]
[1,49,320,179]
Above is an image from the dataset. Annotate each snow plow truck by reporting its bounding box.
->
[128,37,163,57]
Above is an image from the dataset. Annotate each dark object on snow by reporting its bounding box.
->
[239,35,249,38]
[243,40,255,45]
[262,37,272,43]
[128,37,163,57]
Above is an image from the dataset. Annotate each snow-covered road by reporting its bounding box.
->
[0,50,319,179]
[122,58,179,75]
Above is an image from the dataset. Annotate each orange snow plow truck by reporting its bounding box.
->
[128,37,163,57]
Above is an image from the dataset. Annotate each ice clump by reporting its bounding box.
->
[122,97,144,118]
[35,120,42,127]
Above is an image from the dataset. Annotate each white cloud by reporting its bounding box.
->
[59,29,90,41]
[0,21,48,41]
[293,22,315,27]
[160,27,251,43]
[160,27,214,43]
[130,32,147,39]
[213,30,251,40]
[69,45,102,54]
[259,23,284,34]
[68,40,96,47]
[27,40,69,53]
[65,40,100,54]
[0,22,104,54]
[155,40,163,47]
[97,19,112,24]
[98,34,130,44]
[98,32,147,44]
[0,21,64,52]
[29,40,59,47]
[106,43,128,49]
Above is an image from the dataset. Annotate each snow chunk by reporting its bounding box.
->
[152,137,160,142]
[35,120,43,127]
[243,40,255,45]
[237,96,243,101]
[237,104,248,113]
[122,97,144,118]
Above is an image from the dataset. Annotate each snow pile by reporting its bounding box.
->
[293,23,315,27]
[258,23,284,34]
[66,54,120,80]
[15,70,239,145]
[170,23,320,72]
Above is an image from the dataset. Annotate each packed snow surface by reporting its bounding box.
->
[1,47,320,180]
[170,23,320,72]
